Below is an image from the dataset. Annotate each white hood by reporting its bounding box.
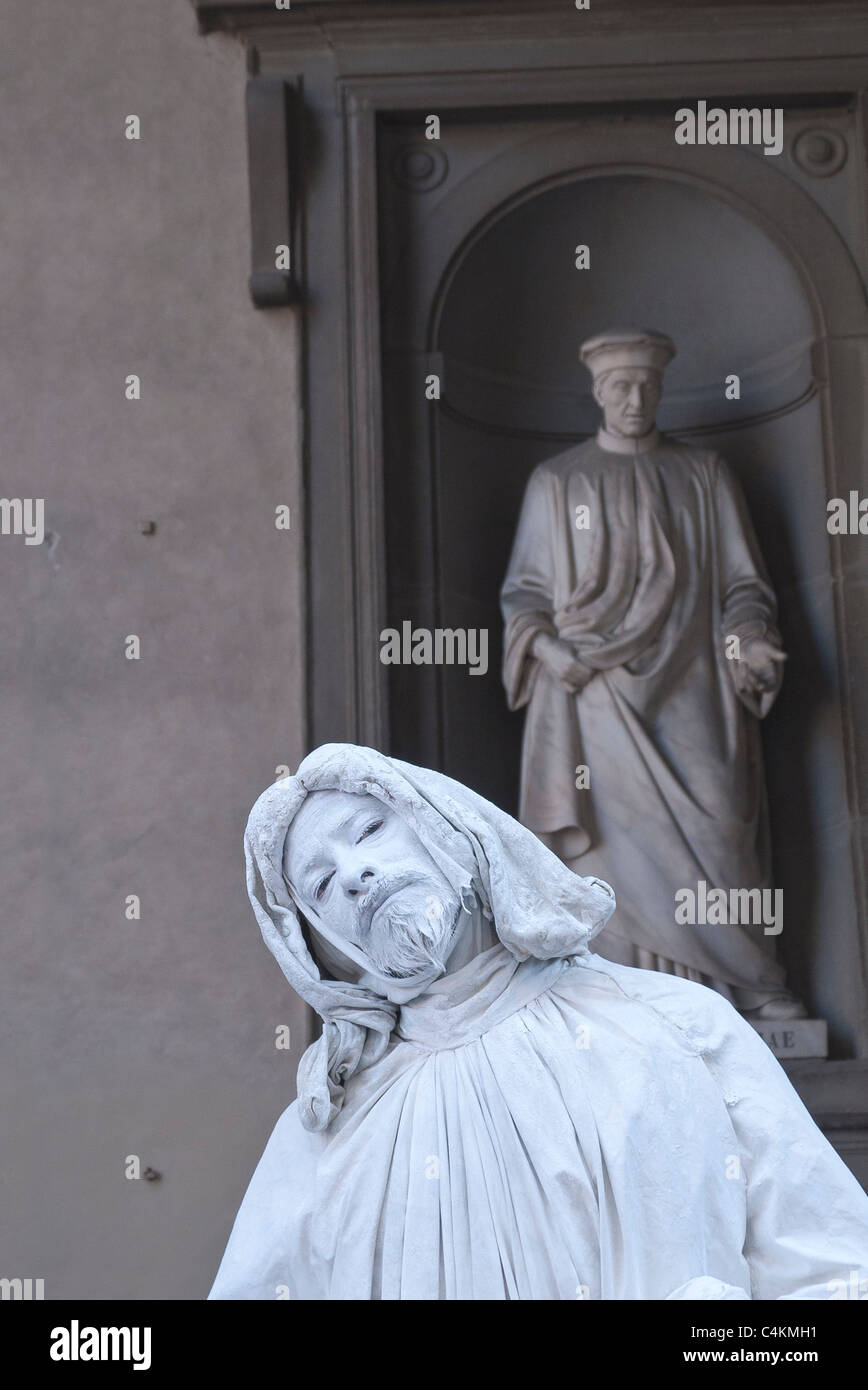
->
[244,742,615,1131]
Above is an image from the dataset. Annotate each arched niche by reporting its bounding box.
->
[438,174,816,438]
[380,128,868,1052]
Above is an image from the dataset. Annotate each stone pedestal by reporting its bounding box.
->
[749,1017,828,1059]
[783,1059,868,1193]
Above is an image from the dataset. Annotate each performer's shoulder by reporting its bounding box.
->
[579,955,746,1051]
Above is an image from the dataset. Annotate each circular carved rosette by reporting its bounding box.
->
[792,128,848,178]
[391,142,449,192]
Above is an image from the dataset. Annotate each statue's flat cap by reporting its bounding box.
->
[580,328,676,377]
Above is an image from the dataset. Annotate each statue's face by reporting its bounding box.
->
[284,789,461,980]
[594,366,662,438]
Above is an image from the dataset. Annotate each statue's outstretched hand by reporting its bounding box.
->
[532,633,595,694]
[731,636,786,716]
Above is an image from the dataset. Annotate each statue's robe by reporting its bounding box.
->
[501,427,788,1006]
[209,945,868,1300]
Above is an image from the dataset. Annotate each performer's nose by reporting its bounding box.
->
[342,866,376,898]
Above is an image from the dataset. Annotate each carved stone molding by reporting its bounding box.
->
[191,0,868,43]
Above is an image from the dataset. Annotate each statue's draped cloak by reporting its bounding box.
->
[500,434,788,1000]
[209,745,868,1301]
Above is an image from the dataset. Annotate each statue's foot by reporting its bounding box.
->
[744,997,808,1021]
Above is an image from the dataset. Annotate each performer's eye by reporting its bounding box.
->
[315,871,334,901]
[358,819,383,841]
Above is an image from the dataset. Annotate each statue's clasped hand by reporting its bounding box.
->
[533,633,596,694]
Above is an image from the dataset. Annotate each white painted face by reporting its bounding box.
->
[594,366,662,438]
[283,789,462,980]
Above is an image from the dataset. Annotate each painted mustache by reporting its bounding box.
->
[353,873,459,980]
[354,871,426,940]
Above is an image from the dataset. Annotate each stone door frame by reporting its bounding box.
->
[191,0,868,1061]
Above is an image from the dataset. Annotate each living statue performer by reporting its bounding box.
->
[501,327,804,1019]
[209,743,868,1301]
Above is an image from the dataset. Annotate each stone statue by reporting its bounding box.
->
[501,328,804,1021]
[208,744,868,1300]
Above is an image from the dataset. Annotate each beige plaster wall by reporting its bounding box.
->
[0,0,308,1298]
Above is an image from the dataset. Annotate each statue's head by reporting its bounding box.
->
[580,328,675,440]
[283,788,462,982]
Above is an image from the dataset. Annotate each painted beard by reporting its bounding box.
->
[359,877,461,980]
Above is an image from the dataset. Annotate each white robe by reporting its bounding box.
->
[209,945,868,1301]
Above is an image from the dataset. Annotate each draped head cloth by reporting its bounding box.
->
[244,743,616,1132]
